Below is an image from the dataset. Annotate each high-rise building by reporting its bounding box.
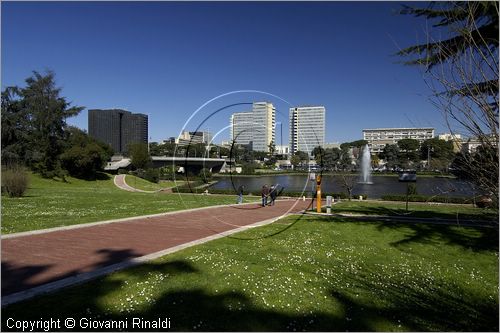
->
[230,102,276,152]
[230,112,254,147]
[88,109,148,154]
[289,106,326,155]
[362,127,435,153]
[251,102,276,152]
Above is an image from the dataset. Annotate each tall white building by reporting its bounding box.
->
[363,127,435,153]
[230,102,276,152]
[230,112,254,146]
[289,106,326,155]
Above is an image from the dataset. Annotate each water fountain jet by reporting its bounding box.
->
[359,145,373,184]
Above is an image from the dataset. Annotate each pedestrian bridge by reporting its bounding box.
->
[105,156,233,173]
[151,156,231,173]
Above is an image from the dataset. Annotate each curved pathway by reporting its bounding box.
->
[114,174,155,193]
[1,199,311,306]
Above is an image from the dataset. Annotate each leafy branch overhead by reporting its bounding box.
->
[397,1,499,204]
[397,2,499,101]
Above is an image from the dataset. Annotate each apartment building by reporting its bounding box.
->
[362,127,435,153]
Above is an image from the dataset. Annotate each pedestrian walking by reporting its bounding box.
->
[261,184,269,207]
[237,185,245,204]
[269,184,277,206]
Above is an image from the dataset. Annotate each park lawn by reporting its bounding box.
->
[124,175,164,191]
[329,200,498,221]
[2,215,498,331]
[1,173,243,234]
[159,180,187,188]
[124,175,189,192]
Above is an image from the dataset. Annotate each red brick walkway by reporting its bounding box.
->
[1,199,311,302]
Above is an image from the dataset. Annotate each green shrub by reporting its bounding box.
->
[159,166,176,180]
[198,168,212,183]
[143,168,159,183]
[1,165,29,197]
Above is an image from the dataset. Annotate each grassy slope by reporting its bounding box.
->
[1,173,239,234]
[3,215,498,331]
[124,175,164,191]
[123,175,188,191]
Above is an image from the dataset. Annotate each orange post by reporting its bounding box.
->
[316,175,322,213]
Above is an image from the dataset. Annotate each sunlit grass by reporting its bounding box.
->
[1,173,238,234]
[3,215,498,331]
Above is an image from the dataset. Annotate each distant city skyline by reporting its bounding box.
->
[2,1,452,144]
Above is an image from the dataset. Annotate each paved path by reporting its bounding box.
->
[1,199,311,306]
[114,174,153,192]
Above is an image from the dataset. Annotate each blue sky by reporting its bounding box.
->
[2,1,447,145]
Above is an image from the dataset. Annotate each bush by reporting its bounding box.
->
[1,165,29,197]
[159,166,176,180]
[143,168,159,183]
[198,168,212,183]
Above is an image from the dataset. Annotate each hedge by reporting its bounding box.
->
[171,187,366,199]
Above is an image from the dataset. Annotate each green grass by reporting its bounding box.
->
[159,180,186,188]
[124,175,188,191]
[329,200,498,221]
[1,173,244,234]
[124,175,164,191]
[3,215,498,331]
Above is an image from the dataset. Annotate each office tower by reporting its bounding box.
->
[251,102,276,152]
[231,112,254,147]
[362,127,435,153]
[289,106,326,155]
[88,109,148,154]
[230,102,276,152]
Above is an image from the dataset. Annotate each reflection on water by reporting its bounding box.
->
[210,174,478,198]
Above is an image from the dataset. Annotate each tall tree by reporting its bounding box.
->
[420,138,455,171]
[268,140,276,156]
[1,87,29,165]
[312,146,326,168]
[397,2,499,202]
[397,138,421,167]
[20,71,83,177]
[380,144,400,170]
[128,142,151,170]
[60,127,114,179]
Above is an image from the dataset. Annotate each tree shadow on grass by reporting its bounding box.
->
[315,215,498,253]
[328,268,499,332]
[2,252,498,331]
[1,258,367,331]
[332,205,498,222]
[374,222,499,253]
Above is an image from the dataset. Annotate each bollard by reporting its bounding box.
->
[326,195,332,214]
